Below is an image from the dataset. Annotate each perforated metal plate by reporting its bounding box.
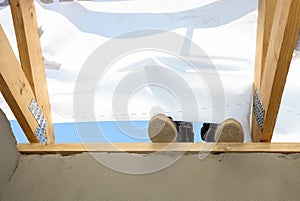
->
[29,99,48,144]
[253,90,265,130]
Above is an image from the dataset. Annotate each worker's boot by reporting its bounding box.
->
[148,114,178,143]
[201,118,244,142]
[148,114,195,143]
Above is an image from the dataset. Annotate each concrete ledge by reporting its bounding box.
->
[2,152,300,201]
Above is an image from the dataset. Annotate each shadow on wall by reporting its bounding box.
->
[36,0,257,38]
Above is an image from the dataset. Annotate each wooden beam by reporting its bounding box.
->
[251,0,277,142]
[9,0,54,143]
[259,0,300,142]
[17,143,300,154]
[254,0,278,88]
[0,25,39,143]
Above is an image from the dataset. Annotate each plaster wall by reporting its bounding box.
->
[0,109,300,201]
[2,152,300,201]
[0,110,20,201]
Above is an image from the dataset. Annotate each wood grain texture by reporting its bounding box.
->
[0,25,39,143]
[260,0,300,142]
[17,143,300,154]
[9,0,54,143]
[251,0,277,142]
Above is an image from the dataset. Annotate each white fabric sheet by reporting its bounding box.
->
[0,0,299,142]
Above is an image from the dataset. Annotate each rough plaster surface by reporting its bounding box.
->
[0,109,20,201]
[2,152,300,201]
[0,109,300,201]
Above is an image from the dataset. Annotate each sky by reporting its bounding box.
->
[10,120,204,143]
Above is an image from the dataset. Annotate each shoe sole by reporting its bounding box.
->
[148,114,177,143]
[215,118,244,142]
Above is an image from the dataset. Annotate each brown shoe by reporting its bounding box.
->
[214,118,244,142]
[148,114,177,143]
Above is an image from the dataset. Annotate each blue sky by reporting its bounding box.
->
[11,120,204,143]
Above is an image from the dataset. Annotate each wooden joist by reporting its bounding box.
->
[9,0,54,143]
[260,0,300,142]
[251,0,277,142]
[0,25,40,143]
[17,143,300,154]
[252,0,300,142]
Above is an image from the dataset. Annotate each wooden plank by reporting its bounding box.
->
[254,0,277,88]
[260,0,300,142]
[17,143,300,154]
[251,0,277,142]
[0,25,39,143]
[9,0,54,143]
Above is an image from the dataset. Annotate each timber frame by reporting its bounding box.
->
[251,0,300,142]
[17,143,300,154]
[1,0,300,153]
[0,0,54,144]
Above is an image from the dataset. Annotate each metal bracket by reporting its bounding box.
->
[253,90,265,130]
[29,99,48,144]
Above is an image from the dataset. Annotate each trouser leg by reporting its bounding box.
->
[201,123,219,142]
[174,121,194,142]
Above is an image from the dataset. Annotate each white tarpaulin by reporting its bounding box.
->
[0,0,299,142]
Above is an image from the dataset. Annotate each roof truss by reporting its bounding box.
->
[0,0,54,143]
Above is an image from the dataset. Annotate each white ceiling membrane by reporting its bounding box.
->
[1,0,300,142]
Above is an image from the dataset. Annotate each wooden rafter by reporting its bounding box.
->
[9,0,54,143]
[251,0,277,142]
[252,0,300,142]
[0,25,40,143]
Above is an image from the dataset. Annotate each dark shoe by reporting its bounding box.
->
[201,118,244,142]
[148,114,178,143]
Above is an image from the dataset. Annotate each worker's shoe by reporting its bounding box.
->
[148,114,195,143]
[148,114,178,143]
[201,118,244,142]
